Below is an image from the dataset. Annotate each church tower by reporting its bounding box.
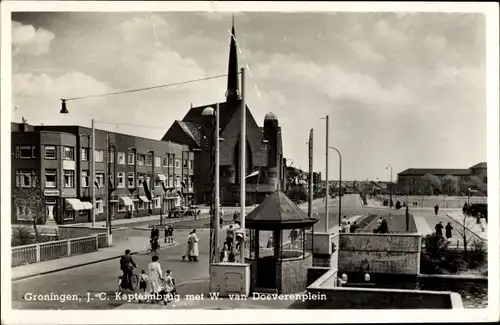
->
[225,15,240,103]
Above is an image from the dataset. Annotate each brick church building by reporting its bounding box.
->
[162,22,285,205]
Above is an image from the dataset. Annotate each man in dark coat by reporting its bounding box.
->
[150,225,159,240]
[445,222,453,240]
[435,221,444,237]
[434,204,439,215]
[119,249,137,290]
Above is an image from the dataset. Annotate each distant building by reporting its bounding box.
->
[11,122,193,225]
[397,162,487,195]
[162,21,285,205]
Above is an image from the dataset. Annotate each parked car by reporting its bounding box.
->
[168,206,187,218]
[467,203,488,220]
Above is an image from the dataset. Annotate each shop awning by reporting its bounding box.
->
[139,196,150,203]
[156,174,167,181]
[120,196,134,206]
[81,202,93,210]
[66,198,85,211]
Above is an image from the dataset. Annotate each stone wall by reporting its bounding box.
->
[338,233,422,275]
[305,287,459,309]
[279,253,313,294]
[58,226,108,239]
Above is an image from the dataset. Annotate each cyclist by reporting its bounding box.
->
[119,249,137,291]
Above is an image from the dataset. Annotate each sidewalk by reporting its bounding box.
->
[11,236,178,281]
[446,212,488,241]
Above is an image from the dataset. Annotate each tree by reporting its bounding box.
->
[454,213,480,259]
[442,175,458,196]
[423,174,442,195]
[12,188,46,243]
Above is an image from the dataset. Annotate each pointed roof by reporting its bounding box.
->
[226,16,239,102]
[245,191,318,230]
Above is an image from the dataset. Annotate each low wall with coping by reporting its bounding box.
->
[338,233,422,275]
[305,285,462,309]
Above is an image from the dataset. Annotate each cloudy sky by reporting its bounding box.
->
[11,10,487,181]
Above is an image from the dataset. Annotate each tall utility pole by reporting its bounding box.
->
[214,102,220,261]
[240,67,246,261]
[329,147,342,227]
[106,131,112,235]
[91,118,96,227]
[308,129,314,218]
[324,115,329,233]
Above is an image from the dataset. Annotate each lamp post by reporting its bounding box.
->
[239,67,247,261]
[385,164,393,208]
[329,146,342,227]
[320,115,329,233]
[202,103,220,264]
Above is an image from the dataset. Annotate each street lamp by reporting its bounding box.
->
[329,146,342,227]
[202,103,220,264]
[385,165,393,208]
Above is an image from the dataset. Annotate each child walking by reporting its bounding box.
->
[138,269,149,303]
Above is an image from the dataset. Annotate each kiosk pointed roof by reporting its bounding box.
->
[245,191,318,229]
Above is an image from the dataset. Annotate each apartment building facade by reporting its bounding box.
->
[11,122,194,225]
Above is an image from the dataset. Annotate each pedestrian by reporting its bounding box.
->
[168,224,174,244]
[164,226,168,244]
[434,204,439,215]
[182,230,192,261]
[220,243,229,262]
[341,216,348,233]
[187,229,199,262]
[445,222,453,240]
[147,255,163,301]
[479,214,487,232]
[462,202,469,215]
[349,221,359,233]
[435,221,443,237]
[150,225,159,241]
[289,229,298,249]
[226,225,235,250]
[376,219,389,234]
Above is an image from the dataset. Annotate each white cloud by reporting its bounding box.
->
[12,21,55,55]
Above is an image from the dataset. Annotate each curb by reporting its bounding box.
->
[12,243,177,282]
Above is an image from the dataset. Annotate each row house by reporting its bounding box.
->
[11,122,194,225]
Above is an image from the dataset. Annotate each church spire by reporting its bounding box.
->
[226,14,239,102]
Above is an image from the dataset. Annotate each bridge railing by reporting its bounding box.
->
[12,233,109,267]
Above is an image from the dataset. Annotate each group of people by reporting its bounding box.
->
[149,225,175,254]
[374,217,389,234]
[434,221,454,240]
[118,250,177,304]
[340,216,360,233]
[219,225,242,262]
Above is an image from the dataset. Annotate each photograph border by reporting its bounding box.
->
[1,1,498,324]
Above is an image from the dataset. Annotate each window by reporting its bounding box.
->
[189,176,193,188]
[137,154,145,166]
[162,157,168,167]
[108,151,114,163]
[154,157,161,167]
[45,146,56,159]
[168,176,173,187]
[118,152,126,165]
[95,173,105,189]
[128,152,135,165]
[168,157,173,167]
[63,170,75,188]
[95,200,104,214]
[175,176,181,187]
[138,199,145,210]
[63,147,74,160]
[94,150,104,162]
[155,175,161,187]
[64,211,75,221]
[188,160,193,169]
[45,169,57,188]
[137,173,145,186]
[146,174,152,188]
[117,172,126,188]
[146,154,152,166]
[175,159,180,168]
[16,170,37,188]
[154,197,161,209]
[183,160,188,168]
[81,170,89,188]
[81,148,89,161]
[17,145,35,159]
[127,172,135,188]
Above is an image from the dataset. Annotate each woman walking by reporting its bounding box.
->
[445,222,453,240]
[188,229,200,262]
[182,230,193,261]
[147,255,163,303]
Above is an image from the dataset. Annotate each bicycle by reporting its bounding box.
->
[118,268,139,293]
